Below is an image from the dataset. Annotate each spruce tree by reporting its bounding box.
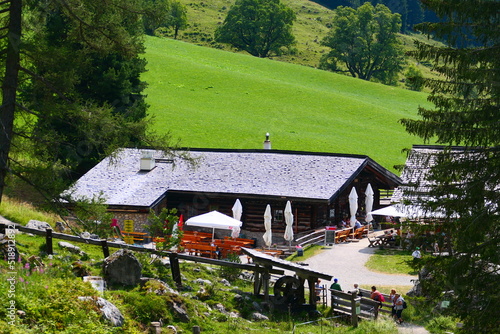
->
[400,1,500,332]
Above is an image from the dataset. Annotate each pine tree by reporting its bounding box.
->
[400,1,500,332]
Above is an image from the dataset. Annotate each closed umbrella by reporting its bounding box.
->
[348,187,358,227]
[231,199,243,239]
[365,183,374,223]
[263,204,272,248]
[284,201,294,246]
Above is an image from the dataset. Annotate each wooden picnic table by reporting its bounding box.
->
[368,234,396,247]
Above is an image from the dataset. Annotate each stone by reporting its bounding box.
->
[103,249,142,286]
[213,303,227,314]
[26,220,51,231]
[250,312,269,321]
[140,278,177,295]
[193,278,212,285]
[58,241,83,255]
[170,301,190,323]
[79,297,124,327]
[220,278,230,286]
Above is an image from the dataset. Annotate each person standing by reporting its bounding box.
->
[330,278,342,306]
[412,247,422,266]
[393,293,405,324]
[330,278,342,291]
[389,289,397,319]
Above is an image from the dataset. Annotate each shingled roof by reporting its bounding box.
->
[66,148,401,208]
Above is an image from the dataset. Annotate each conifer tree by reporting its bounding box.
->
[400,1,500,332]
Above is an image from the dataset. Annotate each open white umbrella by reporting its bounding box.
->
[365,183,374,223]
[185,211,242,241]
[231,199,243,238]
[369,205,406,217]
[348,187,358,227]
[284,201,294,246]
[263,204,272,248]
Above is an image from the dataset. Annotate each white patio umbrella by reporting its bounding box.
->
[263,204,272,248]
[365,183,374,223]
[369,205,406,217]
[284,201,294,246]
[185,211,242,241]
[348,187,358,227]
[231,199,243,239]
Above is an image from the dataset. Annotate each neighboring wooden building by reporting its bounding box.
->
[66,148,401,237]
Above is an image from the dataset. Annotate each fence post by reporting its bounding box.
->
[169,253,182,288]
[350,291,360,327]
[46,228,53,255]
[101,240,110,258]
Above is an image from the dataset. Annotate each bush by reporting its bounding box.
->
[426,316,458,334]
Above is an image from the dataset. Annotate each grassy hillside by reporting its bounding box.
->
[168,0,437,80]
[172,0,333,68]
[143,36,430,171]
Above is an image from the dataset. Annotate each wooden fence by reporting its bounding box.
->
[0,223,283,288]
[330,288,394,327]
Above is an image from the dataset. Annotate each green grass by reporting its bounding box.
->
[364,249,418,275]
[143,36,431,171]
[0,197,59,226]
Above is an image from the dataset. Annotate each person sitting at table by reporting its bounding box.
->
[354,220,362,230]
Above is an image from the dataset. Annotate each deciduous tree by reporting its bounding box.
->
[320,2,405,85]
[400,1,500,332]
[215,0,296,58]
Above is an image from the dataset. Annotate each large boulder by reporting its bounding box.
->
[103,249,142,286]
[26,220,51,231]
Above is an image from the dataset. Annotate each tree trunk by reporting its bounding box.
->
[0,0,22,204]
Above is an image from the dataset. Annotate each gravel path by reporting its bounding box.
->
[301,234,429,334]
[303,236,417,290]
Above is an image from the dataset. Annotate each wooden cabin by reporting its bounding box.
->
[65,148,401,238]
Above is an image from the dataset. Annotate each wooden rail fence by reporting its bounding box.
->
[0,223,283,288]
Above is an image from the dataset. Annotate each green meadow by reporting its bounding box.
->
[143,36,431,171]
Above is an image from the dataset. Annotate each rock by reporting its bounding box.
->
[26,220,51,231]
[140,278,177,295]
[79,297,124,327]
[220,278,230,287]
[252,301,262,311]
[170,301,190,323]
[103,249,142,286]
[250,312,269,321]
[213,303,227,314]
[193,278,212,285]
[55,221,66,232]
[58,241,83,254]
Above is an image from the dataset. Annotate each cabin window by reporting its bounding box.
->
[274,209,284,223]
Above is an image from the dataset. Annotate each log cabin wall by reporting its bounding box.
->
[164,192,330,234]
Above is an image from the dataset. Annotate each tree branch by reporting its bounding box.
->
[19,66,72,102]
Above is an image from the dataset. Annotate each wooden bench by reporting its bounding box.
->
[349,226,365,239]
[335,229,351,243]
[122,231,149,244]
[184,242,218,258]
[223,236,256,247]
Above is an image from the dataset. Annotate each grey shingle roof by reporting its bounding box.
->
[66,148,399,207]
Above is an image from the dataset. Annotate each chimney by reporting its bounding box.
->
[140,151,155,171]
[263,133,271,150]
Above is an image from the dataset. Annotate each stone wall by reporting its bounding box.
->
[112,213,150,232]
